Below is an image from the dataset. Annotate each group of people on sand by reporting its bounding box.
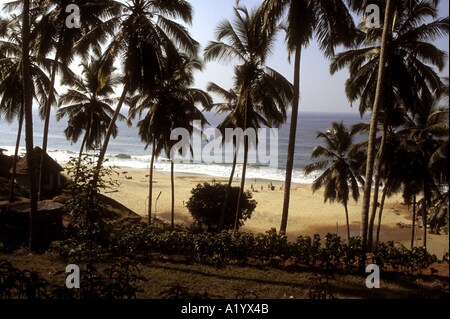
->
[210,177,283,193]
[250,182,283,192]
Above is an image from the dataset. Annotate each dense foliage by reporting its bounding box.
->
[51,157,119,263]
[186,182,257,231]
[50,219,443,274]
[0,259,145,299]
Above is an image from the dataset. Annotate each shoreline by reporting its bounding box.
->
[96,166,449,259]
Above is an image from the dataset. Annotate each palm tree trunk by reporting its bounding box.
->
[375,184,388,247]
[234,135,248,230]
[344,202,351,241]
[280,46,301,234]
[360,0,394,271]
[93,83,129,191]
[368,119,388,249]
[422,184,428,249]
[38,48,60,201]
[170,159,175,230]
[75,132,88,183]
[411,193,416,249]
[220,146,238,230]
[422,203,427,248]
[22,0,38,250]
[148,138,156,225]
[9,106,24,202]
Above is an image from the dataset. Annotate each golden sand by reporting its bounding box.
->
[101,167,449,258]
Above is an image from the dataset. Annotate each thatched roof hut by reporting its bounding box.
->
[13,147,63,196]
[14,146,63,175]
[0,149,14,179]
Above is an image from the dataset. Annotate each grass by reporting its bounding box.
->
[1,180,448,299]
[1,251,448,299]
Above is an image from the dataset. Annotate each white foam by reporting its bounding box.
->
[0,145,320,184]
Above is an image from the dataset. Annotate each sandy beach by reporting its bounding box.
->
[101,167,449,258]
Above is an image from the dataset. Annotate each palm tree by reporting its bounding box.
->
[427,79,449,179]
[354,0,392,263]
[0,16,56,202]
[305,122,364,240]
[400,94,447,249]
[330,0,448,260]
[19,0,38,250]
[56,52,125,181]
[0,18,26,203]
[29,0,121,200]
[204,5,293,228]
[258,0,357,234]
[205,83,247,230]
[351,106,407,248]
[93,0,199,194]
[3,0,122,200]
[129,55,212,228]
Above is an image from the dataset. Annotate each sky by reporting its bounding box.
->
[0,0,449,115]
[188,0,449,114]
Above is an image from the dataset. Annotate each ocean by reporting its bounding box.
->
[0,108,369,184]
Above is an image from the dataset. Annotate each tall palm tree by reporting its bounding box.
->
[305,121,364,240]
[206,82,269,230]
[258,0,357,234]
[31,0,121,200]
[93,0,199,193]
[19,0,38,250]
[129,55,212,228]
[204,5,293,228]
[400,94,447,249]
[0,16,56,202]
[330,0,448,260]
[4,0,122,200]
[56,52,125,181]
[205,82,240,230]
[427,79,449,178]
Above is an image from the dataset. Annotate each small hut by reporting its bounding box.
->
[0,148,14,179]
[13,146,63,195]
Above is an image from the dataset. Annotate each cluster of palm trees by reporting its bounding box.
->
[0,0,448,261]
[1,0,208,248]
[306,0,448,254]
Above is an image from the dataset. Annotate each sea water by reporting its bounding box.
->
[0,108,368,184]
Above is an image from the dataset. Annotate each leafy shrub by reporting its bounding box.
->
[317,233,344,271]
[50,157,119,263]
[0,259,146,299]
[373,241,438,272]
[341,236,362,268]
[0,259,48,299]
[253,228,290,265]
[228,231,255,265]
[292,235,314,266]
[409,247,438,271]
[186,182,257,231]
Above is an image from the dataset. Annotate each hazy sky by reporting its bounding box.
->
[188,0,449,114]
[0,0,448,114]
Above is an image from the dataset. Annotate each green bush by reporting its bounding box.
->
[253,228,290,265]
[186,182,257,231]
[50,157,119,263]
[373,241,438,272]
